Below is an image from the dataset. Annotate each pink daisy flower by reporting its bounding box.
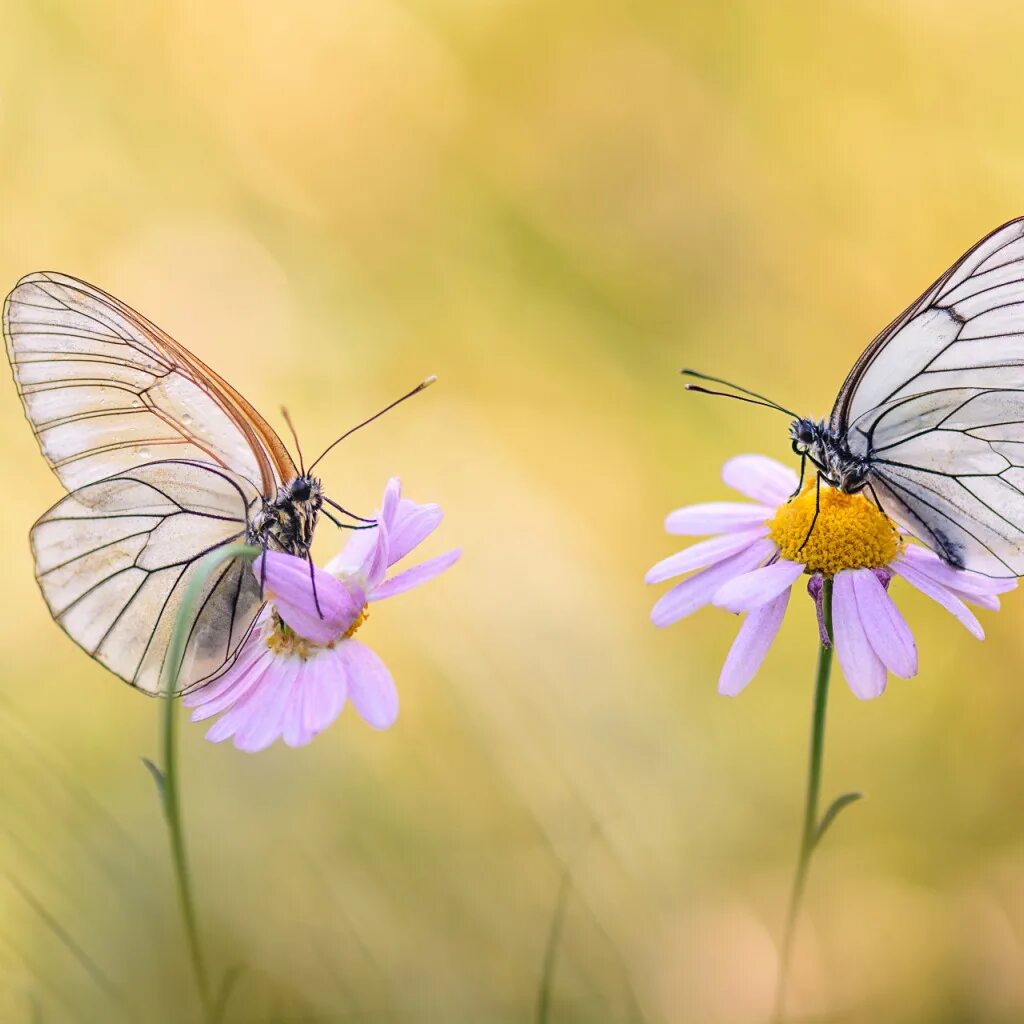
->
[184,478,460,752]
[647,454,1014,699]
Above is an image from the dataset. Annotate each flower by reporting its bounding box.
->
[185,479,461,751]
[647,454,1014,699]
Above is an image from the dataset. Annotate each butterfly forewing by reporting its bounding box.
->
[31,460,264,693]
[831,218,1024,576]
[4,272,295,493]
[4,271,305,690]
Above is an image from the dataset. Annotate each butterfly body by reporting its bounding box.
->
[251,475,324,556]
[790,418,870,494]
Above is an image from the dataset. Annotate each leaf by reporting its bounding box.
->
[814,791,864,847]
[141,757,167,810]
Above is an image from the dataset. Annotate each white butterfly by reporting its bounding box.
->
[687,218,1024,578]
[5,272,425,693]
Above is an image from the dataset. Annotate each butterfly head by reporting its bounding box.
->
[287,474,322,507]
[789,417,823,457]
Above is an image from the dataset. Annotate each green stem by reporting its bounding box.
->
[158,543,261,1024]
[773,577,834,1024]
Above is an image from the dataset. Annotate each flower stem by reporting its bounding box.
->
[773,576,834,1023]
[157,543,261,1024]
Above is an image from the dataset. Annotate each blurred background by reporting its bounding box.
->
[3,1,1024,1021]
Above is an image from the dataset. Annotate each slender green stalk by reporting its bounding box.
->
[773,578,834,1023]
[535,866,572,1024]
[158,543,260,1024]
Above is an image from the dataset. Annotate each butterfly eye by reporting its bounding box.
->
[290,480,311,502]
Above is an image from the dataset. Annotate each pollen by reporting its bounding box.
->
[265,616,317,660]
[263,605,369,660]
[768,485,902,576]
[343,605,369,639]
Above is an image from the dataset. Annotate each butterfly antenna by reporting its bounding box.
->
[680,369,798,417]
[281,406,306,474]
[307,375,437,474]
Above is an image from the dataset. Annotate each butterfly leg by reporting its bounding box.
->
[323,496,375,523]
[866,480,889,520]
[306,551,325,619]
[259,540,269,598]
[322,508,379,531]
[797,471,823,552]
[790,455,807,499]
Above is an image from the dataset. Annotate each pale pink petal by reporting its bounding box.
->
[891,560,984,639]
[378,477,402,529]
[300,647,349,737]
[722,455,799,505]
[387,500,444,565]
[255,552,365,645]
[372,549,461,601]
[232,656,303,752]
[645,528,768,585]
[717,587,791,696]
[954,591,1000,612]
[187,649,273,722]
[651,539,775,627]
[203,654,284,743]
[665,502,773,536]
[899,545,1016,597]
[832,571,887,699]
[361,515,391,590]
[712,559,805,613]
[184,629,269,712]
[339,640,399,730]
[324,525,380,577]
[850,568,917,679]
[280,665,313,748]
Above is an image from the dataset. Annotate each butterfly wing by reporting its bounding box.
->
[830,218,1024,576]
[31,460,264,694]
[4,271,296,493]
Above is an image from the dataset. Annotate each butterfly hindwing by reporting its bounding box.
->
[31,460,265,694]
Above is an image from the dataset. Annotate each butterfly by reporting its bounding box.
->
[4,272,429,694]
[685,217,1024,578]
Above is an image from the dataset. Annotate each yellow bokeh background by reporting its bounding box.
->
[2,2,1024,1021]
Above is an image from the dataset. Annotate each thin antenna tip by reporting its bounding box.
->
[421,374,438,389]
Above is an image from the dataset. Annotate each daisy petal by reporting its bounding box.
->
[362,515,391,590]
[645,528,768,584]
[891,560,984,639]
[325,525,379,577]
[651,539,776,627]
[233,656,303,752]
[954,591,1000,612]
[717,587,791,696]
[372,549,461,600]
[832,571,887,699]
[301,647,349,737]
[722,455,799,505]
[850,568,917,679]
[665,502,773,536]
[388,500,444,565]
[899,545,1016,597]
[281,666,313,748]
[184,627,269,712]
[256,552,365,644]
[339,640,399,730]
[712,559,805,613]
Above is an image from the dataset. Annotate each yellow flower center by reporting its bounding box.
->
[264,605,370,660]
[768,485,902,576]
